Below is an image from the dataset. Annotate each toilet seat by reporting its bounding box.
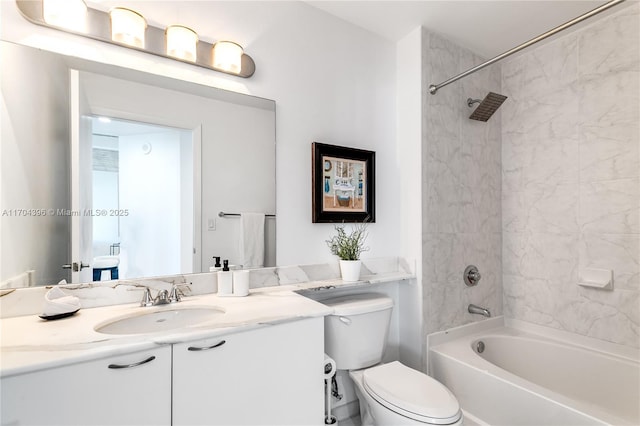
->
[363,361,462,425]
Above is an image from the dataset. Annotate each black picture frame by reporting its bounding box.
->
[312,142,375,223]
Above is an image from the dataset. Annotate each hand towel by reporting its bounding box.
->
[42,283,81,316]
[240,212,265,268]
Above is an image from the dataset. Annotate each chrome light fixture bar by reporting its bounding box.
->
[429,0,626,94]
[15,0,256,78]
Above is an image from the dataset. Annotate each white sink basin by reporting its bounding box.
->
[95,306,225,335]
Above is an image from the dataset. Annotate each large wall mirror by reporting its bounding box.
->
[1,40,276,289]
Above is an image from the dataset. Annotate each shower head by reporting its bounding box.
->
[467,92,507,122]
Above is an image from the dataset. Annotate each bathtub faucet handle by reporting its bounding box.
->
[464,265,481,286]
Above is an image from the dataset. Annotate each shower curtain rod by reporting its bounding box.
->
[429,0,626,95]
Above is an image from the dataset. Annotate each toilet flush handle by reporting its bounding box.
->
[338,316,351,325]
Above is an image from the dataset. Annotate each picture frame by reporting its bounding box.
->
[312,142,375,223]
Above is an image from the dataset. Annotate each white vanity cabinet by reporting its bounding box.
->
[172,317,325,425]
[1,346,171,426]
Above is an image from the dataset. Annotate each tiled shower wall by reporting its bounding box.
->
[501,3,639,347]
[422,29,503,339]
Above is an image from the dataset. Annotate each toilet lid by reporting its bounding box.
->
[363,361,461,424]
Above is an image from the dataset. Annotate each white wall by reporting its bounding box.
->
[395,27,423,371]
[0,1,399,267]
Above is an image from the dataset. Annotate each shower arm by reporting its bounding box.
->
[428,0,626,95]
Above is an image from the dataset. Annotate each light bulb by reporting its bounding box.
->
[43,0,87,33]
[212,41,243,73]
[109,7,147,49]
[166,25,198,62]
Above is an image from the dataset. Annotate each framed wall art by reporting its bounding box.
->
[312,142,375,223]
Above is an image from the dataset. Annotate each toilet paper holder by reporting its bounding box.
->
[323,354,338,425]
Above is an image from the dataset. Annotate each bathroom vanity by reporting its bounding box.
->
[0,257,416,425]
[0,292,328,426]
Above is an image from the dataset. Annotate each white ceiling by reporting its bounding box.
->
[304,1,623,58]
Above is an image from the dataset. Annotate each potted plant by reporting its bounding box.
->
[326,221,369,282]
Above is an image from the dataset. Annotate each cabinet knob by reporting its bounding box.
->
[108,355,156,369]
[187,340,226,351]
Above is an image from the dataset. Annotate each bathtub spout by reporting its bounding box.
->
[468,304,491,317]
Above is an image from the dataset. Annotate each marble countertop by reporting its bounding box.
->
[0,289,332,378]
[1,257,415,378]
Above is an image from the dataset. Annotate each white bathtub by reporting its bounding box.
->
[427,318,640,426]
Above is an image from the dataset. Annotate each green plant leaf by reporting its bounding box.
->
[325,221,369,260]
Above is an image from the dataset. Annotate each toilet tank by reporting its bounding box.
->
[322,293,393,370]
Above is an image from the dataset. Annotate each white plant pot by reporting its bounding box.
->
[339,260,362,282]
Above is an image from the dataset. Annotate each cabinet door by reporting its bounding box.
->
[173,317,324,425]
[1,346,171,426]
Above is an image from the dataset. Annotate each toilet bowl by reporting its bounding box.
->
[322,293,462,426]
[350,363,462,425]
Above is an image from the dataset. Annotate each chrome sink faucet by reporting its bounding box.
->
[154,289,170,305]
[140,285,182,307]
[468,303,491,317]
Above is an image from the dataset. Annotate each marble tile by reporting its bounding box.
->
[502,131,527,193]
[578,2,640,80]
[502,35,578,100]
[525,135,580,187]
[423,29,502,335]
[503,184,579,234]
[502,191,526,233]
[425,159,461,234]
[579,233,640,290]
[503,86,580,139]
[275,266,311,285]
[580,121,640,182]
[525,183,579,234]
[423,233,464,284]
[428,282,467,334]
[503,274,563,328]
[500,3,639,348]
[426,32,460,97]
[556,286,640,348]
[579,71,640,182]
[579,70,639,132]
[0,257,415,318]
[579,178,640,234]
[460,119,502,234]
[502,231,579,285]
[247,268,280,289]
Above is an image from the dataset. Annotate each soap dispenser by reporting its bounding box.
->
[209,256,222,272]
[217,260,233,296]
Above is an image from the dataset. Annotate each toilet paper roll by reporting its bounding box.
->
[323,353,336,380]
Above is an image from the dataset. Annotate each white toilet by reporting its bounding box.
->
[323,293,463,426]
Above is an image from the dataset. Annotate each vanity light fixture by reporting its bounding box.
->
[109,7,147,49]
[212,41,243,73]
[42,0,87,33]
[166,25,198,62]
[15,0,256,78]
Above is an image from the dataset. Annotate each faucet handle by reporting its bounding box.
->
[169,285,182,303]
[140,287,154,307]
